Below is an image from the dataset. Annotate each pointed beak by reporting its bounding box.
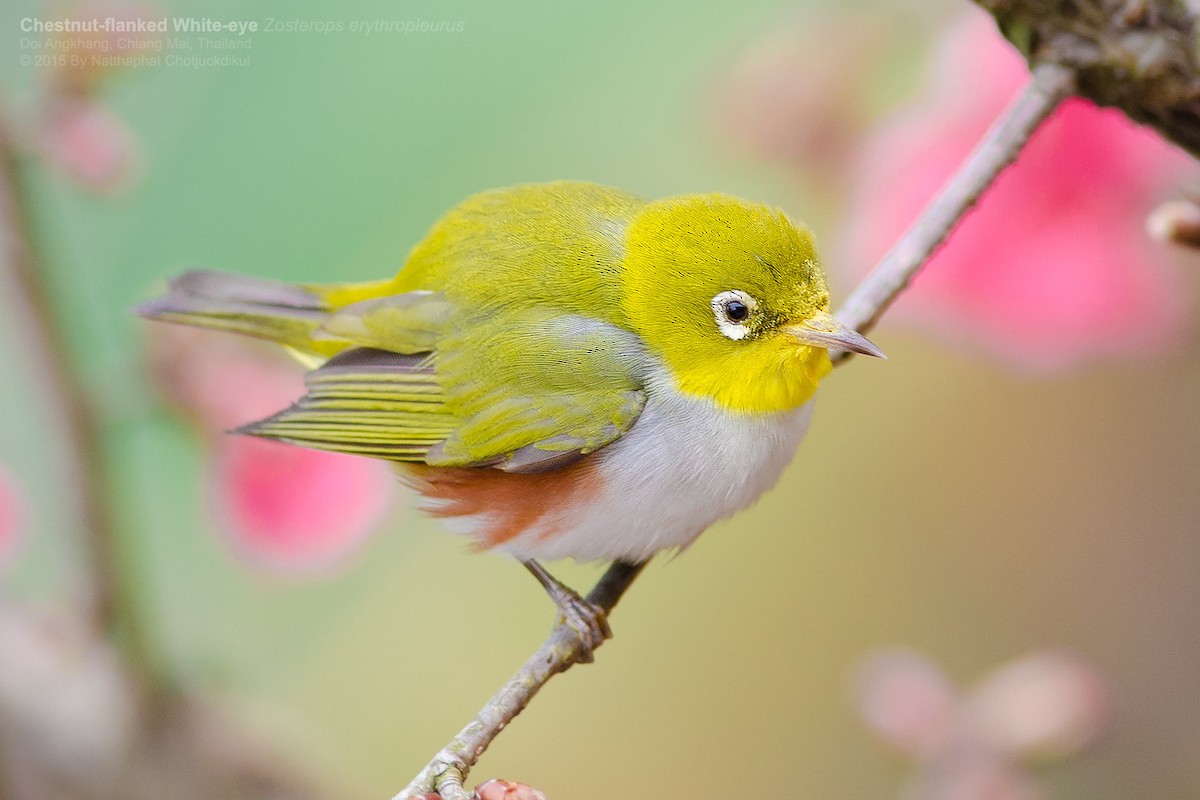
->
[784,311,886,359]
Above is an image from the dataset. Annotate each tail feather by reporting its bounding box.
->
[134,270,335,354]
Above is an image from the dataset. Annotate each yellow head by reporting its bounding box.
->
[620,193,881,414]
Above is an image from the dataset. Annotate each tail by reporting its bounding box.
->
[133,270,390,358]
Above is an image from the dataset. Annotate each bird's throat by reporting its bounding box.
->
[671,346,830,414]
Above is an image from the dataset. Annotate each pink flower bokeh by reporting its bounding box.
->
[39,99,139,194]
[210,437,392,575]
[856,649,1109,800]
[841,10,1193,370]
[0,462,26,571]
[857,648,957,760]
[417,778,548,800]
[710,9,890,181]
[473,779,548,800]
[21,1,163,194]
[146,327,393,577]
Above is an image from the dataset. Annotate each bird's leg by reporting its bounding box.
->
[522,559,612,662]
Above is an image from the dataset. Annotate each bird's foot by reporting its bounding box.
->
[523,560,612,663]
[554,589,611,663]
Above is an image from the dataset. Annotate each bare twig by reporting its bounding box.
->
[392,562,644,800]
[390,60,1079,800]
[0,128,328,800]
[0,127,157,690]
[833,62,1076,354]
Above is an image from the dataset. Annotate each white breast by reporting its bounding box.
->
[495,367,815,563]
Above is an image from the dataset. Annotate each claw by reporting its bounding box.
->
[555,591,611,662]
[522,560,612,662]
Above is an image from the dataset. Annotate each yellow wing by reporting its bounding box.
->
[138,272,651,472]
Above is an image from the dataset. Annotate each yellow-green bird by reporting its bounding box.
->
[137,181,882,642]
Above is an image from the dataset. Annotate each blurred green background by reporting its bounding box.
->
[2,0,1199,797]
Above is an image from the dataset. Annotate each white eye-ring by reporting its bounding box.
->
[711,290,757,340]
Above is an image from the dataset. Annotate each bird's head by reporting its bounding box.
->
[620,193,882,413]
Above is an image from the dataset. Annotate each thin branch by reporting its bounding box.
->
[0,126,157,690]
[833,61,1076,355]
[392,562,645,800]
[0,99,343,800]
[389,61,1078,800]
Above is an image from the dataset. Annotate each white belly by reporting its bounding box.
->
[494,376,815,563]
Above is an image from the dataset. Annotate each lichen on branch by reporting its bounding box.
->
[974,0,1200,157]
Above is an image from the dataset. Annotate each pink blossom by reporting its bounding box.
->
[209,437,392,576]
[473,778,548,800]
[416,779,548,800]
[841,10,1192,370]
[710,10,890,179]
[0,462,25,571]
[964,652,1109,760]
[856,649,1108,800]
[39,99,139,194]
[145,327,394,577]
[28,2,162,193]
[145,326,310,432]
[855,649,956,759]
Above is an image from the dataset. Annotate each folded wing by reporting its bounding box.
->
[241,298,650,473]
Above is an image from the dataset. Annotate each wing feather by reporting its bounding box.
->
[238,348,457,460]
[239,310,651,471]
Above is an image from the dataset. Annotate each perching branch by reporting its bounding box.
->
[833,61,1076,356]
[392,562,645,800]
[0,121,157,690]
[393,58,1078,800]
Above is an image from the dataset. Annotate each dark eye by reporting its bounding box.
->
[711,290,758,340]
[725,299,749,322]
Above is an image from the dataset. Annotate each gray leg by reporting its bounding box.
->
[523,559,612,661]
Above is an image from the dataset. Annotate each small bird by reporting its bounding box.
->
[136,181,882,648]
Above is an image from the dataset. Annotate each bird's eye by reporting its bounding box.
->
[711,290,758,340]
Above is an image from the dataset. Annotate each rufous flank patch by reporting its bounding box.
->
[398,458,603,549]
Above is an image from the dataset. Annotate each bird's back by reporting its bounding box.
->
[387,182,647,326]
